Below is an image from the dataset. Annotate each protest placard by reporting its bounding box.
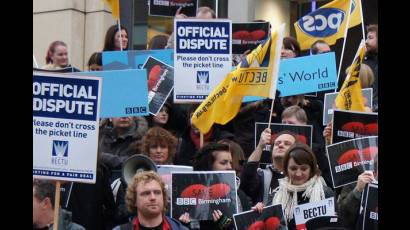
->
[332,109,378,144]
[102,49,173,70]
[157,165,193,216]
[277,52,337,97]
[171,171,237,220]
[33,67,80,73]
[33,71,101,183]
[142,56,174,115]
[232,21,270,55]
[242,52,337,102]
[294,197,336,230]
[149,0,198,17]
[361,183,378,230]
[76,69,148,118]
[255,122,313,149]
[323,88,373,126]
[157,165,193,193]
[174,19,232,103]
[254,122,313,165]
[324,88,373,126]
[233,204,287,230]
[326,136,378,188]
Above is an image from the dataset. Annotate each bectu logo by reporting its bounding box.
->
[298,8,345,37]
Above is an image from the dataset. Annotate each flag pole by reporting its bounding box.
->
[358,0,366,40]
[267,99,275,130]
[53,181,61,230]
[200,133,204,148]
[117,20,123,51]
[33,54,39,68]
[335,0,353,92]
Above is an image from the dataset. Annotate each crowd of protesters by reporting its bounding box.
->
[33,5,378,230]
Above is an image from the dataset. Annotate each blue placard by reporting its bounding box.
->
[277,52,337,97]
[33,75,99,121]
[76,69,148,118]
[102,49,174,70]
[176,21,230,54]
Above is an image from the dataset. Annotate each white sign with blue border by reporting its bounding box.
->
[174,19,232,103]
[277,52,337,97]
[33,71,101,183]
[75,69,149,118]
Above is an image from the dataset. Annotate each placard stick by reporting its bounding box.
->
[267,99,275,130]
[33,54,39,68]
[117,20,123,51]
[335,0,353,92]
[53,181,61,230]
[200,133,204,148]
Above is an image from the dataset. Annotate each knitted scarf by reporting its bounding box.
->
[272,175,326,221]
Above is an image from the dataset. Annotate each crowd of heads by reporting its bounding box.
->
[35,5,378,229]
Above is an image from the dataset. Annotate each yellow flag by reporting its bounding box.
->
[335,40,366,111]
[191,24,285,134]
[349,0,362,28]
[104,0,120,20]
[294,0,362,50]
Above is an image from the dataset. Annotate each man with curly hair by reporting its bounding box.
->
[113,171,188,230]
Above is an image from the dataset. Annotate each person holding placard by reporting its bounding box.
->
[240,129,297,205]
[165,6,216,49]
[253,142,335,230]
[177,142,252,229]
[218,139,247,177]
[33,179,85,230]
[337,153,378,229]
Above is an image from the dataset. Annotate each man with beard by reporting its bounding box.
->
[363,25,378,111]
[113,171,188,230]
[240,129,297,205]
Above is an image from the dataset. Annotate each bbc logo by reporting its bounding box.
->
[177,198,197,205]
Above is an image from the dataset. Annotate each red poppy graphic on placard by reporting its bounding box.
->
[250,30,266,40]
[264,216,281,230]
[247,220,265,230]
[181,183,231,199]
[340,122,378,136]
[246,216,280,230]
[233,31,252,41]
[233,30,266,41]
[337,146,378,165]
[364,123,378,135]
[148,64,162,91]
[341,122,365,134]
